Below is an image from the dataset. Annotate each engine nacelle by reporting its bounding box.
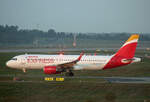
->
[44,66,61,74]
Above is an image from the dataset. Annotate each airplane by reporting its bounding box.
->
[6,34,141,76]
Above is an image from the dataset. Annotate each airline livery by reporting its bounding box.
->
[6,34,141,76]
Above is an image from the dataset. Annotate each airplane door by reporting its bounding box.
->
[20,58,27,68]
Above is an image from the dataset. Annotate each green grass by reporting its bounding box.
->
[0,82,150,102]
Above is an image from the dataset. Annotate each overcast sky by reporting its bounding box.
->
[0,0,150,33]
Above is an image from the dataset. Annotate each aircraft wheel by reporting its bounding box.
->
[65,72,74,77]
[69,72,74,76]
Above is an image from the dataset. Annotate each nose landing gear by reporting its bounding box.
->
[22,68,26,73]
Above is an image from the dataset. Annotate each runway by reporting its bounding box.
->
[102,77,150,83]
[0,47,146,53]
[0,75,150,83]
[65,76,150,83]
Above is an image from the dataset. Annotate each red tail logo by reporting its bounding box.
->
[103,34,139,69]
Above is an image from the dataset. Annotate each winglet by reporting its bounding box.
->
[77,52,84,61]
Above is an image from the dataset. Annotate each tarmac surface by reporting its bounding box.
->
[0,47,146,53]
[0,75,150,83]
[67,76,150,83]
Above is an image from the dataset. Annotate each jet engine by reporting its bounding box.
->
[44,66,61,74]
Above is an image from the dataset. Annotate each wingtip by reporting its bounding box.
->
[77,52,84,61]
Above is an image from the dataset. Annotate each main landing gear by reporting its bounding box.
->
[65,71,74,77]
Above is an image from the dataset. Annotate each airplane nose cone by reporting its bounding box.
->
[6,61,13,68]
[6,61,10,67]
[6,60,18,69]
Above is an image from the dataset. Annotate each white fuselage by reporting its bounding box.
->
[6,54,141,71]
[6,54,113,70]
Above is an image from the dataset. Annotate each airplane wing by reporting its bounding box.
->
[57,52,84,69]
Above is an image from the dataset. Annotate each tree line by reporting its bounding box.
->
[0,25,150,46]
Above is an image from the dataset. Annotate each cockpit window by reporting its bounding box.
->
[11,58,17,61]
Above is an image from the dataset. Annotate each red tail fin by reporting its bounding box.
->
[115,34,139,59]
[103,34,139,69]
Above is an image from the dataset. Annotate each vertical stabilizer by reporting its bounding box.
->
[103,34,139,69]
[115,34,139,59]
